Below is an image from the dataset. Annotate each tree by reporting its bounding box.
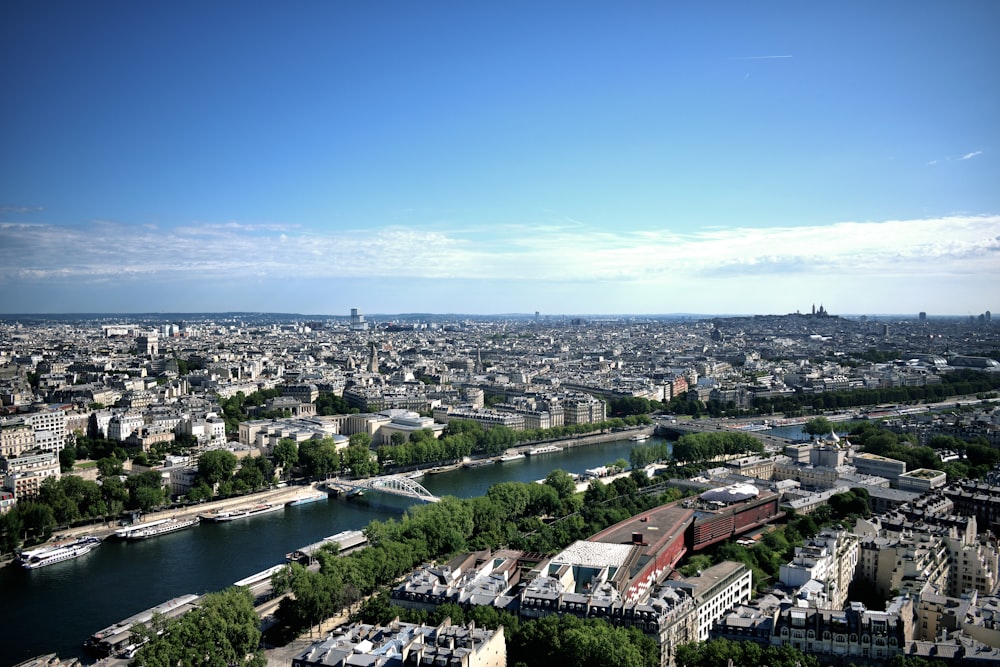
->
[234,456,274,491]
[97,456,124,478]
[58,446,77,472]
[127,471,168,511]
[544,469,577,500]
[300,439,341,478]
[197,449,238,486]
[349,432,372,449]
[130,587,265,667]
[342,443,379,478]
[803,416,835,436]
[16,502,57,543]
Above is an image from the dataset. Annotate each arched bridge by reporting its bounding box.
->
[326,475,440,503]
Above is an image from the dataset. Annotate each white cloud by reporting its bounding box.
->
[959,151,983,160]
[1,215,998,297]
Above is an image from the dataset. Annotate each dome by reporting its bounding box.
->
[699,483,760,504]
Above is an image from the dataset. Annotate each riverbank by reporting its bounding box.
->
[15,428,656,557]
[38,484,313,544]
[509,425,655,454]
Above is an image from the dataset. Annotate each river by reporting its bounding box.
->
[0,436,660,666]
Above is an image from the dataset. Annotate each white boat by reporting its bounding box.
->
[115,517,200,540]
[629,434,650,442]
[19,535,102,569]
[199,502,284,522]
[498,452,525,462]
[85,594,200,657]
[527,445,562,456]
[286,491,328,507]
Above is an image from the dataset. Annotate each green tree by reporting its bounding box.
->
[299,439,341,478]
[348,432,372,449]
[197,449,238,486]
[803,416,835,436]
[97,456,124,478]
[130,587,265,667]
[127,471,168,511]
[544,469,577,500]
[16,502,57,543]
[272,438,300,474]
[58,446,77,472]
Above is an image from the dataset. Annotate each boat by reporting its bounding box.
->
[405,470,425,480]
[427,463,461,474]
[463,458,495,469]
[286,491,328,507]
[115,517,200,540]
[286,529,368,563]
[527,445,562,456]
[629,433,650,442]
[498,452,525,462]
[85,594,200,657]
[198,502,284,522]
[19,535,102,569]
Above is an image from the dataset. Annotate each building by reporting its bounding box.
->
[778,529,860,610]
[897,468,948,493]
[125,425,176,452]
[0,418,34,458]
[852,452,907,483]
[561,394,607,425]
[23,408,68,453]
[433,406,526,432]
[392,549,523,614]
[107,411,144,442]
[284,383,320,404]
[665,561,753,640]
[724,456,776,481]
[375,410,445,446]
[291,618,505,667]
[686,486,783,552]
[857,529,950,601]
[941,480,1000,534]
[1,449,61,498]
[769,598,913,661]
[349,307,369,332]
[136,333,158,356]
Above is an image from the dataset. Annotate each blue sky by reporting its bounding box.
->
[2,1,998,316]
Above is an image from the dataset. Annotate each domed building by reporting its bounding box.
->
[699,483,760,505]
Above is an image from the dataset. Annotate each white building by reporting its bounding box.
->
[666,561,753,641]
[24,409,68,453]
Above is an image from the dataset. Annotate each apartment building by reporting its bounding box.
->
[291,619,505,667]
[0,418,34,458]
[665,561,753,641]
[107,411,144,442]
[857,530,950,600]
[779,529,860,610]
[23,408,68,453]
[769,598,913,662]
[1,449,60,498]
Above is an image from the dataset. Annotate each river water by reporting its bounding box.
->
[0,436,659,665]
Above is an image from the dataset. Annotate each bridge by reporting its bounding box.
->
[325,475,440,503]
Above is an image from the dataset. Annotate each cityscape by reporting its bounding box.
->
[3,2,999,667]
[0,307,999,667]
